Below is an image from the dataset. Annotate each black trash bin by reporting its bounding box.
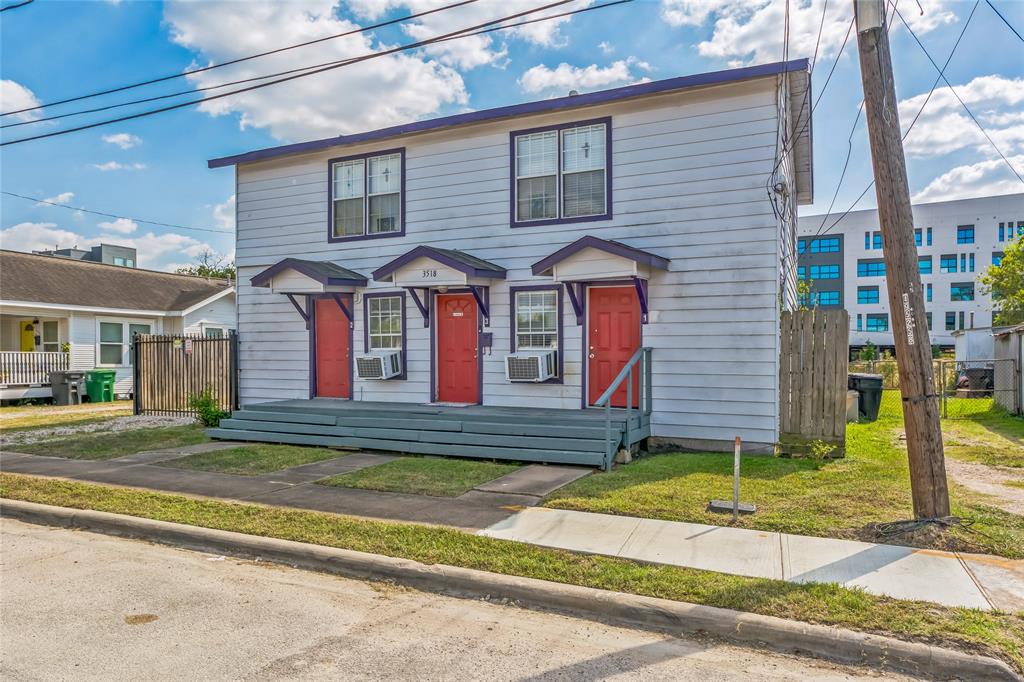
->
[49,370,85,406]
[848,373,884,421]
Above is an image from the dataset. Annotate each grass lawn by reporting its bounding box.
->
[1005,480,1024,490]
[14,425,208,460]
[320,456,520,497]
[544,408,1024,559]
[942,410,1024,468]
[0,402,133,432]
[0,473,1020,672]
[161,444,344,475]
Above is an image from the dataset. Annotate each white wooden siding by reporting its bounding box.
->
[183,294,236,335]
[233,77,796,450]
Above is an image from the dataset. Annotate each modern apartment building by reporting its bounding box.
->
[34,243,137,268]
[798,193,1023,350]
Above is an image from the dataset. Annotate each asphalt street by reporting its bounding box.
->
[0,518,908,681]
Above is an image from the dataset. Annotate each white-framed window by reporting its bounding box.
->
[331,151,403,239]
[513,120,608,225]
[514,290,558,350]
[367,296,403,350]
[42,320,59,353]
[97,319,152,366]
[204,327,225,339]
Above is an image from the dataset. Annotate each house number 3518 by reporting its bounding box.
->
[421,269,438,278]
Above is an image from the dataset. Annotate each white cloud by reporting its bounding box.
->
[0,80,42,123]
[899,75,1024,158]
[660,0,955,66]
[0,222,83,254]
[96,218,138,234]
[38,192,74,206]
[912,156,1024,203]
[92,161,147,171]
[102,132,142,149]
[163,0,470,141]
[519,58,649,95]
[212,194,235,230]
[598,41,614,55]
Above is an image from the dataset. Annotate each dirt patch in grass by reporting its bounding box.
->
[544,413,1024,558]
[161,444,344,475]
[1,473,1021,672]
[14,425,208,460]
[320,457,520,497]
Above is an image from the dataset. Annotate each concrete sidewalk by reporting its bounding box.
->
[480,508,1024,611]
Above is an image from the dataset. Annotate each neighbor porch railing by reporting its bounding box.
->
[0,351,70,386]
[594,346,653,470]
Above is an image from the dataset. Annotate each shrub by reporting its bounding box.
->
[188,386,228,427]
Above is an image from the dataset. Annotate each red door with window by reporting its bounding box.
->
[315,297,351,398]
[436,293,479,403]
[587,286,640,408]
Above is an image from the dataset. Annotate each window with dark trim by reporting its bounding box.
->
[510,117,612,227]
[866,313,888,332]
[950,283,975,302]
[362,291,406,378]
[328,148,404,241]
[509,285,562,382]
[857,286,879,304]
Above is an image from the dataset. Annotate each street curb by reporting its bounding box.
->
[2,499,1018,681]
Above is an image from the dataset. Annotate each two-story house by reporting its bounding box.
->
[206,59,813,467]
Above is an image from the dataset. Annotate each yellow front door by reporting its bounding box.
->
[20,322,35,352]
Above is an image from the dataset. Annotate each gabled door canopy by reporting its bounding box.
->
[251,258,367,329]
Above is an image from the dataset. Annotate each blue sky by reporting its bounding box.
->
[2,0,1022,271]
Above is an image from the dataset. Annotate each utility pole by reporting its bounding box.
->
[853,0,950,518]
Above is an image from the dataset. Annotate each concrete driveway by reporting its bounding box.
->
[0,519,907,681]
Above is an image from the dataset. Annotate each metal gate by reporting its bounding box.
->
[132,333,238,416]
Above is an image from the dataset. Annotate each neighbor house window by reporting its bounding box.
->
[872,232,883,249]
[857,286,879,304]
[42,321,59,353]
[940,254,957,273]
[866,314,888,332]
[945,312,956,330]
[918,256,932,274]
[797,239,806,254]
[816,291,840,306]
[366,295,404,350]
[329,150,403,240]
[857,259,885,277]
[927,283,933,302]
[950,283,975,302]
[809,237,840,253]
[956,225,974,244]
[514,290,559,350]
[512,119,610,226]
[914,229,922,247]
[98,320,151,366]
[926,312,932,330]
[797,266,806,280]
[809,264,839,279]
[993,252,1004,266]
[927,227,932,245]
[204,327,225,339]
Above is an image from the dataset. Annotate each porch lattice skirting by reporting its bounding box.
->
[208,400,648,467]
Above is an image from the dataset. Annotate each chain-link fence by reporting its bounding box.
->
[848,359,1020,419]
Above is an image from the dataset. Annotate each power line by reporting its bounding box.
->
[2,0,630,131]
[0,0,481,117]
[1,191,233,234]
[0,0,33,12]
[814,0,982,237]
[2,0,629,146]
[985,0,1024,43]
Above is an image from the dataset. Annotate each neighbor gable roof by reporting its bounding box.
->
[208,59,811,173]
[0,250,233,313]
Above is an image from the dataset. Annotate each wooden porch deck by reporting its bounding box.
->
[207,399,649,468]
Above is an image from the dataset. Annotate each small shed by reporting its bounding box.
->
[952,327,995,363]
[993,324,1024,414]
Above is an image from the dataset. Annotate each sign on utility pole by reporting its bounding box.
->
[854,0,950,518]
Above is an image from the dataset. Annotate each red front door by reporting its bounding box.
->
[314,297,350,398]
[587,286,641,408]
[436,293,479,404]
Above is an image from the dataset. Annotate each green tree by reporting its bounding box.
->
[176,250,235,280]
[980,238,1024,325]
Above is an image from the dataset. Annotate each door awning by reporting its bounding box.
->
[250,258,368,294]
[372,246,506,287]
[531,236,670,282]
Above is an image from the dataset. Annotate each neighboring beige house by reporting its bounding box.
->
[0,250,235,400]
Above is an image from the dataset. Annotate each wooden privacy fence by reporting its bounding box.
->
[133,333,238,416]
[779,310,849,456]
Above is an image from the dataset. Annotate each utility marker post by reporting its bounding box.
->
[853,0,950,517]
[732,436,741,521]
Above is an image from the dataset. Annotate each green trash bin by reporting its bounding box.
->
[84,369,116,403]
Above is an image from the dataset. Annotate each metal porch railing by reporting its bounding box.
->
[594,346,653,470]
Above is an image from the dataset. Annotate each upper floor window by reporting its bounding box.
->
[857,286,879,304]
[993,252,1004,266]
[927,227,932,245]
[872,232,883,249]
[956,225,974,244]
[950,283,975,302]
[857,259,885,277]
[940,254,957,273]
[927,283,933,302]
[511,119,611,227]
[809,237,840,253]
[809,264,839,279]
[914,229,922,247]
[797,239,806,254]
[866,313,888,332]
[329,149,404,241]
[797,266,806,280]
[945,311,956,330]
[918,255,932,274]
[816,291,840,306]
[366,295,404,351]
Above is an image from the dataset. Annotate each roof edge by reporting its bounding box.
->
[209,59,809,169]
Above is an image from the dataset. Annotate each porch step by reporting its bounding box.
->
[211,401,637,468]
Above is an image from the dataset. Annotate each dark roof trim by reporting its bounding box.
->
[531,236,670,276]
[372,246,506,282]
[250,258,368,288]
[209,59,809,169]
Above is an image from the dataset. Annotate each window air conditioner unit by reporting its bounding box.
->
[355,350,402,379]
[505,351,556,382]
